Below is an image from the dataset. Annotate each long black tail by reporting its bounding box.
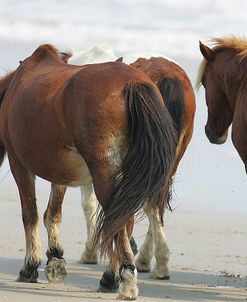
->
[95,81,178,259]
[158,77,185,137]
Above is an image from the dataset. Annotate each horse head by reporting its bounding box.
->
[198,41,233,144]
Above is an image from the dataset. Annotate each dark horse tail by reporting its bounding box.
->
[158,77,185,137]
[95,82,178,259]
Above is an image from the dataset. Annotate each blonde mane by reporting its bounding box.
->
[195,36,247,91]
[195,58,207,91]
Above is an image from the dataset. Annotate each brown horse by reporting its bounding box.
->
[130,56,196,278]
[196,36,247,173]
[66,50,196,287]
[0,44,177,300]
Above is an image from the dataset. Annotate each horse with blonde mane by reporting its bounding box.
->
[0,44,178,300]
[196,36,247,173]
[64,46,196,288]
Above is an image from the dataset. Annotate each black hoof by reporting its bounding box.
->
[45,257,67,283]
[150,273,170,280]
[97,284,118,293]
[158,275,170,280]
[16,269,38,283]
[98,270,119,293]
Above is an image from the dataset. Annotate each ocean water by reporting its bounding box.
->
[0,0,246,213]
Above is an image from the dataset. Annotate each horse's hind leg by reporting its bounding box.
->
[9,157,41,283]
[98,216,135,293]
[98,249,120,293]
[135,223,154,272]
[79,184,98,264]
[149,209,170,279]
[135,204,154,272]
[117,226,138,300]
[43,183,67,282]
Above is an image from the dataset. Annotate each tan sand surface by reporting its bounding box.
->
[0,185,246,302]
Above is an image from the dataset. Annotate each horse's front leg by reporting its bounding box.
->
[9,156,41,283]
[43,183,67,282]
[149,209,170,279]
[79,184,98,264]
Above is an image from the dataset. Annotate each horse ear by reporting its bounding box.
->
[59,52,72,63]
[199,41,214,62]
[116,57,123,63]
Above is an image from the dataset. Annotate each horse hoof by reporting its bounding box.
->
[16,269,38,283]
[117,293,137,300]
[45,257,67,283]
[135,260,151,273]
[97,285,118,293]
[150,271,170,280]
[16,275,38,283]
[79,254,98,265]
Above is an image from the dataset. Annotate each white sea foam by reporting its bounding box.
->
[0,0,246,59]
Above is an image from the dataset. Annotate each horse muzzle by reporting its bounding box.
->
[205,124,228,145]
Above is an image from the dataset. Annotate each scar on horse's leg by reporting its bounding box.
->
[79,184,98,264]
[9,157,41,283]
[149,209,170,280]
[117,225,138,300]
[43,184,67,283]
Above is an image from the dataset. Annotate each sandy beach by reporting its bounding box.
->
[0,190,247,302]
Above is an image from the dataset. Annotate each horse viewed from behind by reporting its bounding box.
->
[196,36,247,173]
[0,44,177,300]
[67,47,196,284]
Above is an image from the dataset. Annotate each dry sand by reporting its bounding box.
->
[0,183,246,302]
